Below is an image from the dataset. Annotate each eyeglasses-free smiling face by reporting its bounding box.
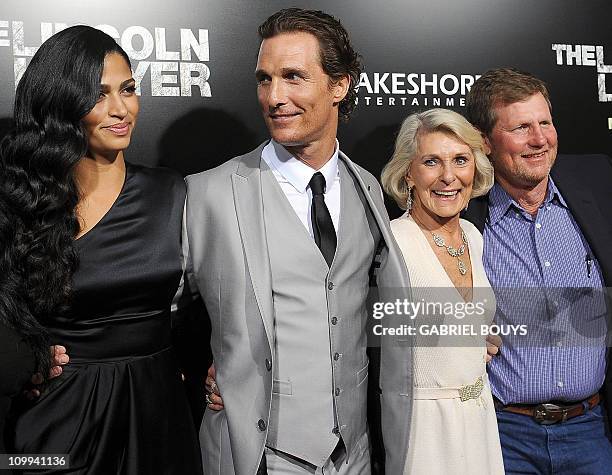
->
[81,52,139,160]
[255,31,349,153]
[484,92,558,191]
[406,131,476,221]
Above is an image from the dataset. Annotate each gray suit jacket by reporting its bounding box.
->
[183,143,413,475]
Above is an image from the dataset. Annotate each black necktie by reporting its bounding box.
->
[309,172,337,267]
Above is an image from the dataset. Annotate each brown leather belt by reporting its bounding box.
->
[493,393,600,425]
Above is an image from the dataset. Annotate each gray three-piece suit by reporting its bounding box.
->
[183,142,413,474]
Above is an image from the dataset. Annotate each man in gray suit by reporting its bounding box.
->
[181,8,412,475]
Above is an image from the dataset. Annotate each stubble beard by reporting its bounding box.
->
[492,152,556,189]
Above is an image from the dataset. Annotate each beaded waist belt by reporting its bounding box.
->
[413,374,486,402]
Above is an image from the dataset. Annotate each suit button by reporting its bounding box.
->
[335,387,341,396]
[328,282,334,290]
[333,352,341,361]
[257,419,267,431]
[332,426,339,434]
[265,359,272,371]
[331,317,338,325]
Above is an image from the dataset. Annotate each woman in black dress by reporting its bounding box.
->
[1,26,202,474]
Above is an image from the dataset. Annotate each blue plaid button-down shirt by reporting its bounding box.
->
[484,179,607,404]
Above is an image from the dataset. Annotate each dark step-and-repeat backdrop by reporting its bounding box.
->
[1,0,610,217]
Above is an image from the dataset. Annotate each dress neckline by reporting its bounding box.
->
[75,162,131,245]
[405,214,477,302]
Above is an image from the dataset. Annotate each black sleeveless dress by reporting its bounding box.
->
[12,163,202,474]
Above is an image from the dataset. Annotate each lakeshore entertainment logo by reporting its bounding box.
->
[0,20,211,97]
[356,72,481,108]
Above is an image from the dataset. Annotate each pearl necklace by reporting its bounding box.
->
[431,230,469,276]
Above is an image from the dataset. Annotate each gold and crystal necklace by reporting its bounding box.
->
[431,230,469,276]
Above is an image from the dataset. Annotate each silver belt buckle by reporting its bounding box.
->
[534,403,567,425]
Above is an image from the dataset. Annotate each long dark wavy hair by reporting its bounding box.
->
[0,26,131,378]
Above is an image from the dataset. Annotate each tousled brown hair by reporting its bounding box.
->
[258,8,362,121]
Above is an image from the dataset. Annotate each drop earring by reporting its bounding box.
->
[406,184,413,212]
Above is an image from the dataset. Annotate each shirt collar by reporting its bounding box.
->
[262,139,339,194]
[546,177,568,208]
[488,176,567,225]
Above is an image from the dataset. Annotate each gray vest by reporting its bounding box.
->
[261,161,380,466]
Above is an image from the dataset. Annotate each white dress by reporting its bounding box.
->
[391,214,504,475]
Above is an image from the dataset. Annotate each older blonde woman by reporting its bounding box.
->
[381,108,503,474]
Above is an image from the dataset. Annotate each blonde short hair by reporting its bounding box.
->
[381,108,494,210]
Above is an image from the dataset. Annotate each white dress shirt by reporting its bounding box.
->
[261,140,341,239]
